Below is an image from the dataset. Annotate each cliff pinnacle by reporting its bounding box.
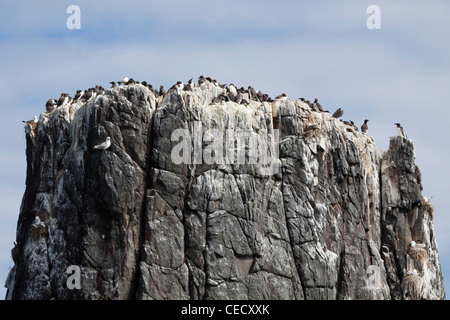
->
[5,78,445,300]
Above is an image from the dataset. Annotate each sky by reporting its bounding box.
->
[0,0,449,299]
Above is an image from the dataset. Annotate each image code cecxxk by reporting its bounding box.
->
[0,1,448,307]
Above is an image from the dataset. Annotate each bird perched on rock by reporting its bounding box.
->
[73,90,83,101]
[226,90,236,102]
[350,120,359,132]
[410,241,426,248]
[45,99,57,112]
[407,269,418,275]
[31,216,45,229]
[187,78,194,88]
[93,137,111,150]
[109,81,116,88]
[275,93,287,100]
[22,116,38,125]
[184,80,193,91]
[248,86,258,101]
[395,123,407,138]
[174,81,184,90]
[198,75,205,86]
[313,98,323,112]
[74,90,83,101]
[332,108,344,118]
[57,93,69,107]
[227,84,237,97]
[119,77,129,85]
[83,89,93,102]
[256,91,264,102]
[361,119,369,133]
[158,85,165,97]
[235,91,243,104]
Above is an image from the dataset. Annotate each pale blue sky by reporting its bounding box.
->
[1,0,449,299]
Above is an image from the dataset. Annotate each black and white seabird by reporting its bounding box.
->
[256,91,264,102]
[332,108,344,118]
[313,98,323,112]
[148,84,157,96]
[83,89,93,102]
[235,91,243,104]
[248,86,258,101]
[57,93,69,107]
[171,81,184,91]
[198,75,205,86]
[350,120,359,132]
[395,123,407,138]
[45,99,57,112]
[74,90,83,101]
[159,85,165,96]
[361,119,369,134]
[226,90,236,102]
[227,84,237,97]
[275,93,287,100]
[184,79,193,91]
[109,81,116,88]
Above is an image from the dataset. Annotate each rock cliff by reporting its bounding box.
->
[5,79,445,299]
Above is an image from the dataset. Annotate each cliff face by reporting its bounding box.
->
[6,81,445,300]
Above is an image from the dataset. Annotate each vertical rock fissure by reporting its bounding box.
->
[131,94,159,299]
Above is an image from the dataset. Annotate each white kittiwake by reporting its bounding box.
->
[22,116,38,125]
[31,216,45,228]
[410,241,426,248]
[93,137,111,150]
[407,269,418,275]
[119,77,129,85]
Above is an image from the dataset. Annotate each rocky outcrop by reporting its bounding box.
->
[6,80,445,299]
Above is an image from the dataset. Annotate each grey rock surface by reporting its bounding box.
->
[6,81,445,299]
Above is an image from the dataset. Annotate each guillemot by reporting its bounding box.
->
[361,119,369,134]
[395,123,407,138]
